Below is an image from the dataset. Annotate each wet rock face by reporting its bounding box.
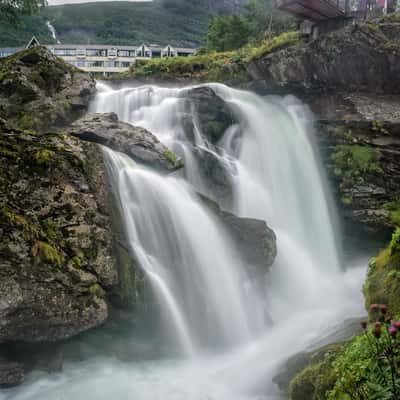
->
[200,195,277,270]
[0,47,95,131]
[176,86,240,204]
[249,21,400,96]
[0,119,116,343]
[316,119,400,236]
[0,360,24,388]
[67,113,183,172]
[180,86,237,145]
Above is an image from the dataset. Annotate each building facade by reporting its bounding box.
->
[0,38,196,75]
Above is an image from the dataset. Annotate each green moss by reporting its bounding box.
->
[384,199,400,226]
[289,346,341,400]
[32,240,64,267]
[88,283,106,298]
[163,150,184,169]
[42,218,60,242]
[0,205,39,240]
[331,144,382,184]
[72,255,83,268]
[390,227,400,254]
[248,31,301,61]
[341,195,353,206]
[364,243,400,318]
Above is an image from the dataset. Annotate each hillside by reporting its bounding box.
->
[0,0,248,47]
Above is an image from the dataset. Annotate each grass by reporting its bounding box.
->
[247,31,301,61]
[122,31,301,83]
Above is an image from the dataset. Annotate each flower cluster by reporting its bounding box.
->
[359,303,400,399]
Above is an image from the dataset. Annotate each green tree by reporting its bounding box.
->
[0,0,46,24]
[245,0,297,40]
[206,14,251,52]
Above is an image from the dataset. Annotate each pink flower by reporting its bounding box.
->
[370,304,380,311]
[389,326,398,337]
[379,304,388,314]
[392,321,400,329]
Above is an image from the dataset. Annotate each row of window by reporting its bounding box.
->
[52,48,155,58]
[68,60,133,68]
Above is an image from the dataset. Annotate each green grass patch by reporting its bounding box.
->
[247,31,301,61]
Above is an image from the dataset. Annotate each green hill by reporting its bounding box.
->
[0,0,248,48]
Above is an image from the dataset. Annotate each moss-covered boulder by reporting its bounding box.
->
[0,46,95,131]
[0,118,116,343]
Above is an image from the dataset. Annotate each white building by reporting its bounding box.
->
[0,37,196,75]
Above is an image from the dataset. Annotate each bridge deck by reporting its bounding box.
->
[276,0,345,21]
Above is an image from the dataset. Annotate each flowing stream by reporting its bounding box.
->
[1,83,367,400]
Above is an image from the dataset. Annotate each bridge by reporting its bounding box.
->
[276,0,346,21]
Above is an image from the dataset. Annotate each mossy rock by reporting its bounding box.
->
[364,230,400,318]
[288,345,342,400]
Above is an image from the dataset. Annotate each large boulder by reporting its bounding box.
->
[180,86,238,145]
[0,46,95,131]
[200,194,277,270]
[0,118,115,343]
[67,113,183,172]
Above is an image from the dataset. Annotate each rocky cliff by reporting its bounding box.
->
[248,17,400,96]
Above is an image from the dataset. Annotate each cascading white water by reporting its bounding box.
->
[1,83,367,400]
[103,148,267,355]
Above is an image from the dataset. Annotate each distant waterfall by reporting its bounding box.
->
[46,21,61,44]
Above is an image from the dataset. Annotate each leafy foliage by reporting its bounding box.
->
[327,308,400,400]
[205,0,296,52]
[206,15,252,52]
[0,0,46,25]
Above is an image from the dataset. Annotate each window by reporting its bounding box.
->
[86,49,107,57]
[85,60,104,68]
[118,49,134,57]
[108,48,117,58]
[76,48,85,57]
[54,48,76,56]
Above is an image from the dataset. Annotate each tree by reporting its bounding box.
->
[205,15,252,52]
[0,0,46,24]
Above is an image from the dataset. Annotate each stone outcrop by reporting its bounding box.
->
[67,113,183,172]
[177,86,240,204]
[316,118,400,237]
[200,195,277,269]
[248,18,400,96]
[180,86,238,145]
[0,119,115,344]
[0,46,95,131]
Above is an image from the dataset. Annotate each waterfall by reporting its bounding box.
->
[102,148,267,355]
[2,83,366,400]
[46,21,61,44]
